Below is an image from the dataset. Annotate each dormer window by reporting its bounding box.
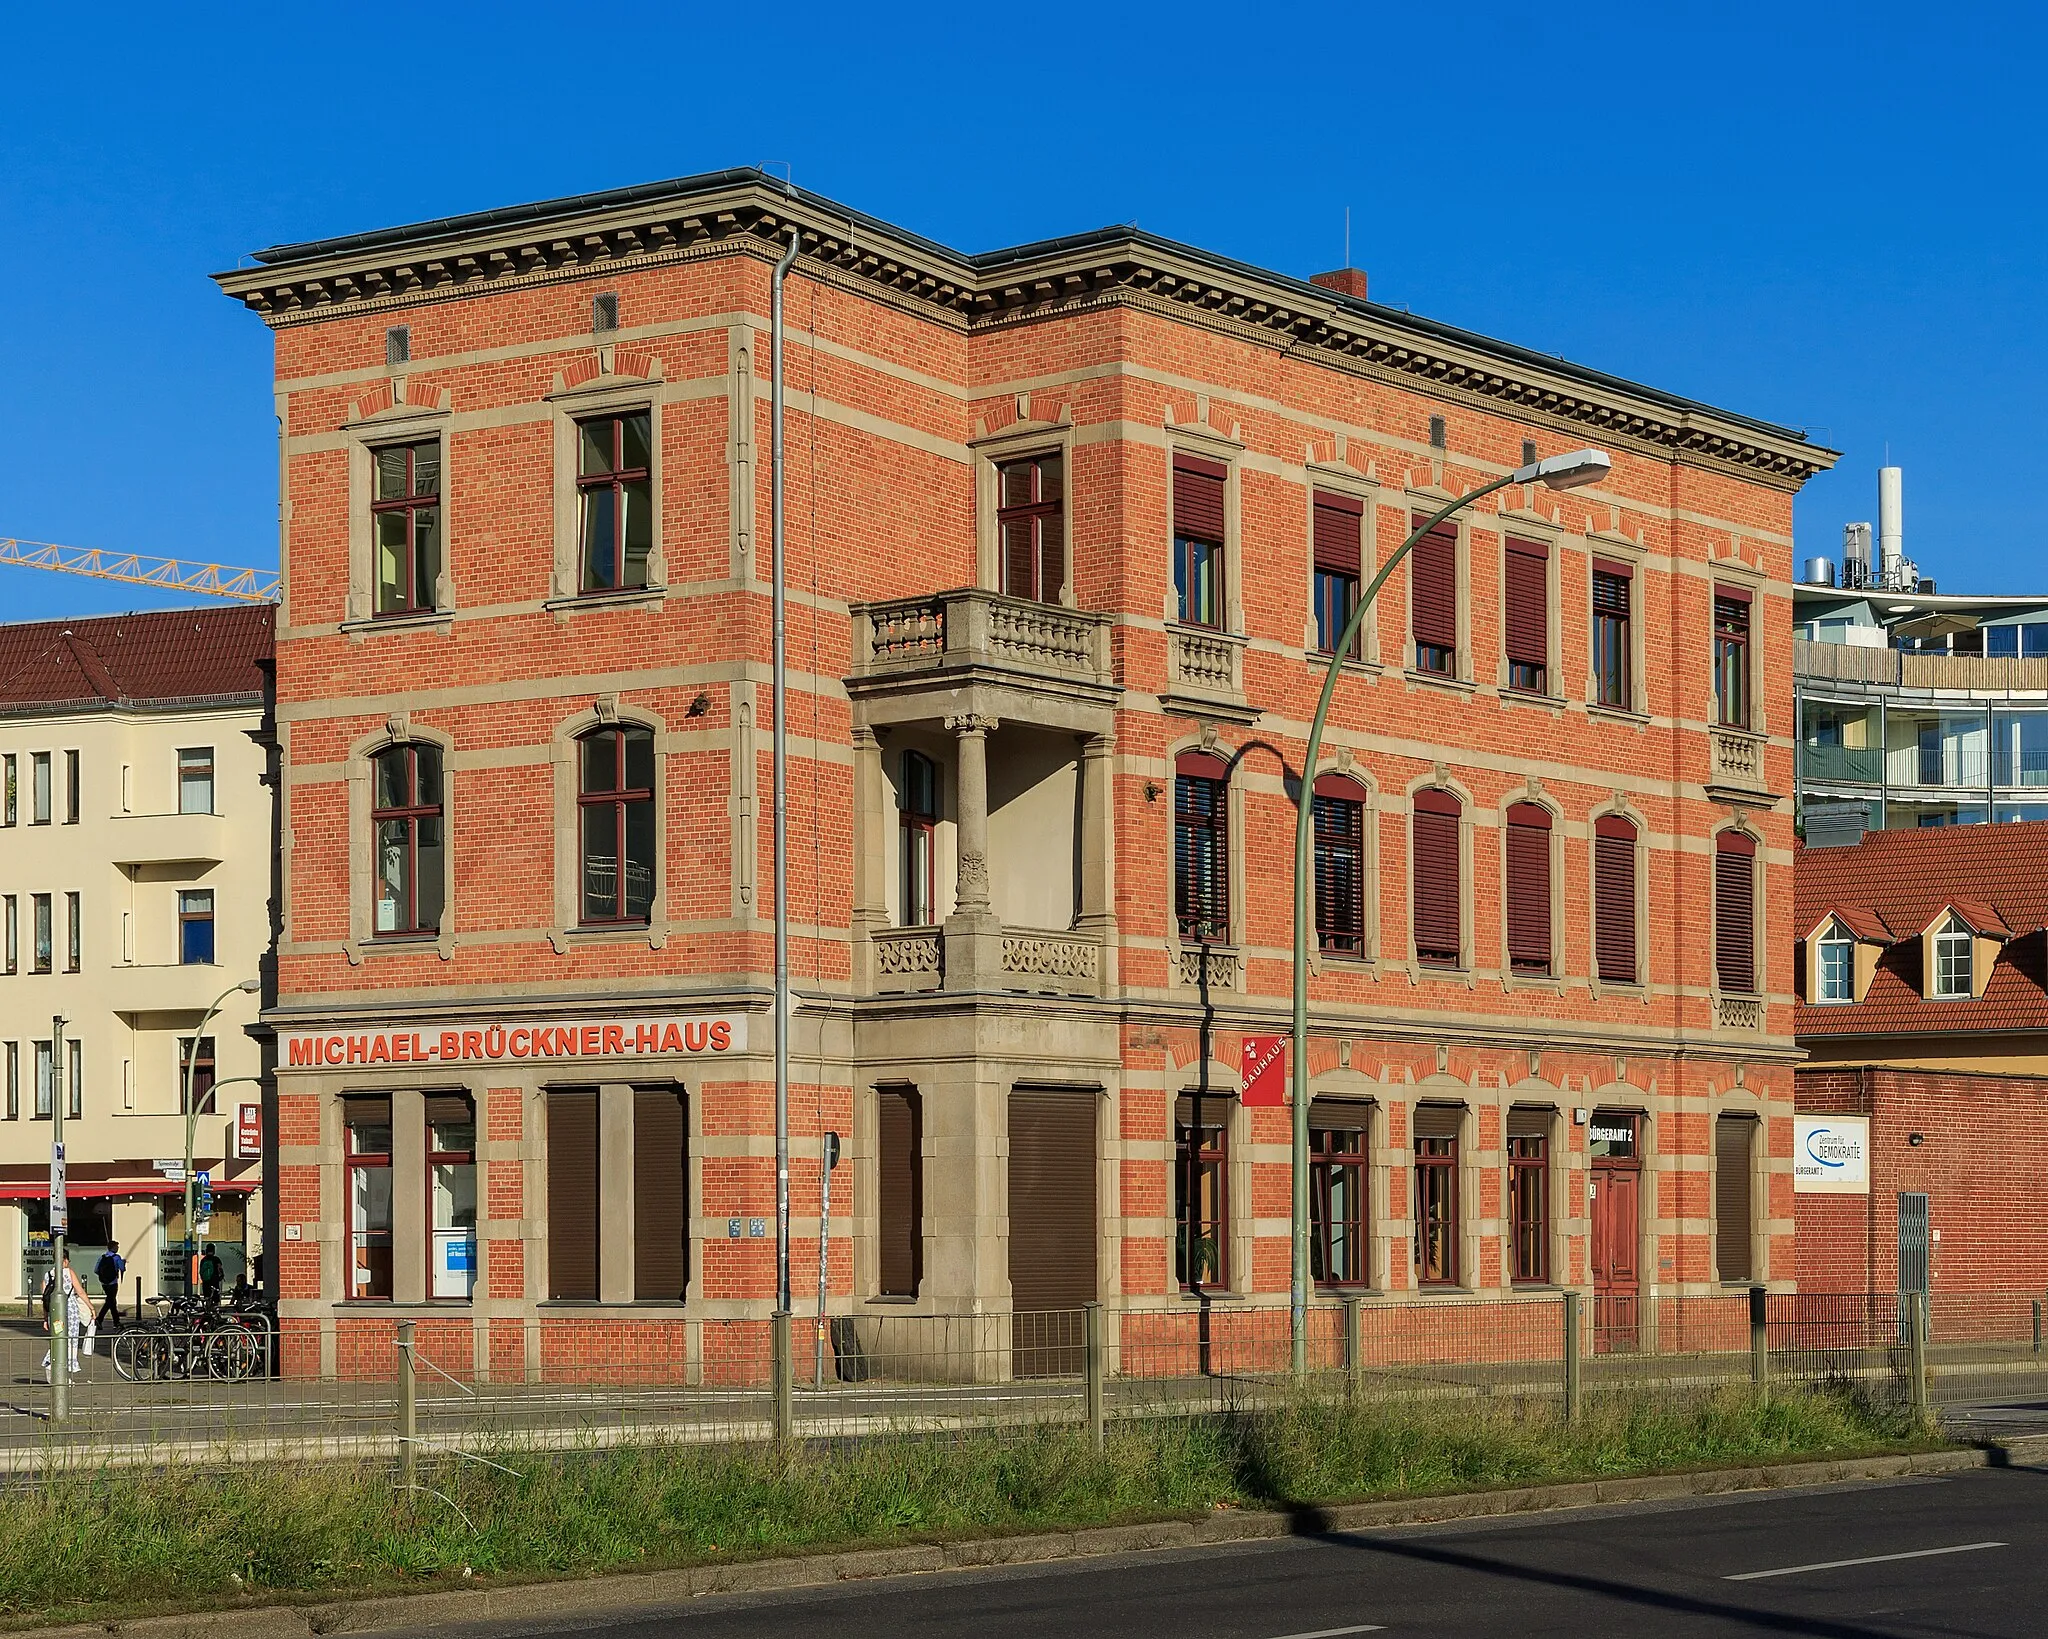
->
[1933,914,1973,998]
[1816,922,1854,1002]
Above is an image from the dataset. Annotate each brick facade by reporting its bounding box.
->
[218,170,1830,1376]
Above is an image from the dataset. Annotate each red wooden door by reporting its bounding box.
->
[1591,1166,1640,1353]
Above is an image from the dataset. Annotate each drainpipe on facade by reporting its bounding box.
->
[771,225,801,1319]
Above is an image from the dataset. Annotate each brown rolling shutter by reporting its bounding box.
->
[632,1088,687,1302]
[1410,518,1458,652]
[1715,1115,1755,1282]
[546,1089,599,1301]
[1507,1106,1551,1138]
[1173,455,1226,542]
[423,1093,471,1130]
[1413,1104,1464,1141]
[1505,801,1552,973]
[1412,788,1461,965]
[1504,537,1548,673]
[1308,1098,1372,1131]
[1313,490,1363,574]
[1594,815,1639,984]
[1006,1087,1098,1313]
[1715,832,1758,994]
[1592,558,1633,613]
[877,1086,922,1298]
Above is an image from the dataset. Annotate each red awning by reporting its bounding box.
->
[0,1180,258,1200]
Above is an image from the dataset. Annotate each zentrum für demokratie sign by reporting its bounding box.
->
[281,1015,748,1071]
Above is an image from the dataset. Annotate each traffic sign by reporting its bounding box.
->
[49,1140,66,1236]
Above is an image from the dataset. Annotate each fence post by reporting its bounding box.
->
[2034,1298,2041,1357]
[1908,1291,1930,1425]
[1343,1294,1363,1402]
[1562,1290,1581,1422]
[1084,1302,1105,1454]
[396,1318,416,1486]
[772,1310,794,1442]
[1749,1285,1768,1394]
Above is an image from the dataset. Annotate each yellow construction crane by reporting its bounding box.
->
[0,536,279,604]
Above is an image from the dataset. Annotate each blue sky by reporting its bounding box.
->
[2,1,2042,621]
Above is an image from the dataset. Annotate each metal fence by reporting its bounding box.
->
[5,1288,2047,1475]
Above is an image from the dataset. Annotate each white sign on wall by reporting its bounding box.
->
[1794,1115,1870,1195]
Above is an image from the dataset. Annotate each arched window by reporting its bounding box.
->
[1312,773,1368,956]
[1713,830,1757,994]
[1504,802,1552,975]
[1174,751,1230,944]
[579,724,655,925]
[1411,789,1461,968]
[1932,913,1972,998]
[1816,919,1854,1002]
[1593,815,1639,985]
[372,743,444,936]
[899,750,938,927]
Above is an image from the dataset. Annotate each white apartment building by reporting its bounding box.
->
[0,605,273,1303]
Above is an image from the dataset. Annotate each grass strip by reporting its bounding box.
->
[0,1385,1934,1626]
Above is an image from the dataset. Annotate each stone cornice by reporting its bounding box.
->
[216,173,1836,491]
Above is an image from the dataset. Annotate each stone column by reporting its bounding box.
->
[1074,732,1119,994]
[390,1088,427,1305]
[598,1083,634,1304]
[849,726,889,992]
[943,714,1002,989]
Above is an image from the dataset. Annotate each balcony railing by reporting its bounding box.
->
[1708,728,1771,796]
[1796,638,2048,693]
[1713,994,1764,1032]
[1798,743,1884,785]
[1163,624,1250,716]
[852,590,1113,690]
[1173,944,1242,993]
[873,927,942,993]
[999,928,1100,996]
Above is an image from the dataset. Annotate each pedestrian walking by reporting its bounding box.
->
[41,1254,94,1381]
[94,1247,126,1329]
[199,1244,224,1305]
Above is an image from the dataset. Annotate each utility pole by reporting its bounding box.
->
[50,1015,68,1424]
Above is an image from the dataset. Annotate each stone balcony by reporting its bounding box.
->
[1706,727,1776,805]
[1160,624,1254,723]
[868,923,1104,998]
[848,589,1117,732]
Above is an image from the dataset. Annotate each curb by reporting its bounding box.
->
[19,1438,2044,1639]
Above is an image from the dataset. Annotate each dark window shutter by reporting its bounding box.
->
[1312,777,1367,954]
[877,1087,922,1298]
[1413,1104,1464,1140]
[1006,1088,1099,1313]
[632,1089,688,1302]
[1594,815,1639,984]
[1593,559,1633,614]
[423,1093,471,1131]
[1313,490,1363,574]
[1410,519,1458,652]
[1412,789,1461,965]
[1505,801,1552,973]
[546,1089,599,1301]
[1504,537,1548,672]
[1175,753,1230,943]
[1714,592,1752,638]
[1715,1115,1754,1282]
[1173,455,1226,543]
[1715,834,1757,994]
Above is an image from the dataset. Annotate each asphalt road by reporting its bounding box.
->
[396,1465,2048,1638]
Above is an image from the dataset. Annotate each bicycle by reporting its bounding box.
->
[113,1294,266,1384]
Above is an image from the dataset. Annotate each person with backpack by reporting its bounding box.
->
[199,1244,224,1305]
[93,1247,126,1329]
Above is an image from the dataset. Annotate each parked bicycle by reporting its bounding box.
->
[111,1292,268,1384]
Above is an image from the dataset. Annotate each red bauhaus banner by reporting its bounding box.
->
[1240,1034,1287,1107]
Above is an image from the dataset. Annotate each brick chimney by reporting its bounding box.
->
[1311,267,1368,301]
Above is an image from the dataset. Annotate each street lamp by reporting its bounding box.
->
[1287,448,1612,1375]
[182,977,261,1297]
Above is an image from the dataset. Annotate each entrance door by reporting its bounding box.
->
[1588,1112,1641,1353]
[1006,1087,1098,1376]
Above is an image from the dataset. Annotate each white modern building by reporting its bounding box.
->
[0,605,273,1303]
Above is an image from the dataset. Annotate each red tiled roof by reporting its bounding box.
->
[1804,904,1892,943]
[0,606,272,713]
[1796,823,2048,1036]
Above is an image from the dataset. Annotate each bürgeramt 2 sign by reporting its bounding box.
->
[282,1015,747,1070]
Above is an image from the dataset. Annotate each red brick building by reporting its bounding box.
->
[214,168,1832,1378]
[1797,821,2048,1297]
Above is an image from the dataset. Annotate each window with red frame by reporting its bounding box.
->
[997,453,1065,604]
[1505,801,1553,975]
[1174,752,1230,944]
[579,725,656,925]
[1312,490,1364,658]
[1714,588,1751,728]
[1594,814,1639,984]
[576,412,653,594]
[1172,456,1226,629]
[1508,1122,1549,1284]
[1411,788,1461,967]
[1174,1093,1229,1288]
[372,742,445,937]
[1410,515,1457,675]
[899,750,938,926]
[1413,1111,1460,1285]
[1310,1100,1370,1286]
[1714,830,1758,994]
[371,440,442,615]
[345,1097,393,1301]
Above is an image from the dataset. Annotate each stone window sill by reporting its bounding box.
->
[543,586,668,617]
[341,609,454,639]
[1404,669,1477,695]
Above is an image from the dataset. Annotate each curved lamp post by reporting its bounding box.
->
[182,977,261,1295]
[1288,448,1613,1375]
